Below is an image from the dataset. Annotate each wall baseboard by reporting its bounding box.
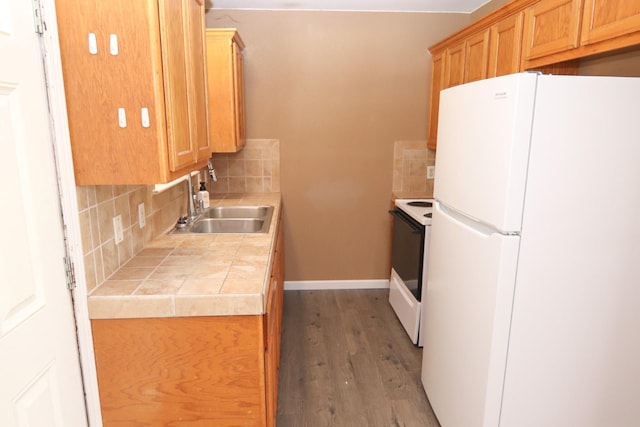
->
[284,279,390,291]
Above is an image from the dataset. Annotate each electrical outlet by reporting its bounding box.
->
[113,215,124,245]
[427,165,436,180]
[138,203,146,228]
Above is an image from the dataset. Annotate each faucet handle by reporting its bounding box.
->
[208,160,218,182]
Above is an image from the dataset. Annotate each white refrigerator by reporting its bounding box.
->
[421,73,640,427]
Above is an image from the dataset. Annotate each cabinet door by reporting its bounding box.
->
[488,13,524,78]
[159,0,195,172]
[184,0,211,162]
[522,0,584,61]
[232,41,247,151]
[581,0,640,46]
[57,0,169,184]
[56,0,208,184]
[264,275,279,427]
[264,226,284,427]
[205,30,246,153]
[444,42,466,88]
[427,51,445,150]
[464,30,490,83]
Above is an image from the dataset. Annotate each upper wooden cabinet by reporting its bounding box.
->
[427,30,490,149]
[443,42,466,88]
[427,51,445,150]
[581,0,640,46]
[488,13,525,77]
[55,0,210,185]
[521,0,584,63]
[205,29,247,153]
[464,30,491,83]
[426,0,640,150]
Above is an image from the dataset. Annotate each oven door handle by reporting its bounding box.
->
[388,209,424,234]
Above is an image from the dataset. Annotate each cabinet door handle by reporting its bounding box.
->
[110,34,119,55]
[117,108,127,128]
[141,108,150,128]
[88,33,97,54]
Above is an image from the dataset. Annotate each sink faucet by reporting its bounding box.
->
[208,159,217,182]
[186,173,197,221]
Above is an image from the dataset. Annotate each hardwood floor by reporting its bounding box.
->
[276,289,441,427]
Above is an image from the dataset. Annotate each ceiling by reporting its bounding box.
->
[208,0,492,13]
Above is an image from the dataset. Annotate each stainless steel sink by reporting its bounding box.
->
[190,218,267,233]
[170,205,274,234]
[202,206,271,219]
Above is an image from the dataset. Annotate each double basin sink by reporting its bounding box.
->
[170,206,274,234]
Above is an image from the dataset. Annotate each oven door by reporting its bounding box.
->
[389,208,425,300]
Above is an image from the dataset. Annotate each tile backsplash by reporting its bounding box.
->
[208,139,280,194]
[392,140,436,196]
[76,183,187,293]
[76,139,281,293]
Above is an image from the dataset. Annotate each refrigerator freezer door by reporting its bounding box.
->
[421,202,519,427]
[434,73,537,233]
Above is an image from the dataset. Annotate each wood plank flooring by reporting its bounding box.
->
[276,289,441,427]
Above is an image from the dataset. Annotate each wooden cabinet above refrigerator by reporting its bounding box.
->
[426,0,640,150]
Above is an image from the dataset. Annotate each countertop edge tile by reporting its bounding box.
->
[174,294,263,317]
[88,295,175,319]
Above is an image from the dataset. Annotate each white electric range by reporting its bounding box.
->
[389,199,434,346]
[394,199,434,226]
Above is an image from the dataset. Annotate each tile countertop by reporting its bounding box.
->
[87,193,282,320]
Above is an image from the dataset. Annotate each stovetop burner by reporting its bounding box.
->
[394,199,434,226]
[408,201,433,208]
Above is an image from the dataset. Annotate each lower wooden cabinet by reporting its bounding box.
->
[264,226,284,426]
[91,228,285,426]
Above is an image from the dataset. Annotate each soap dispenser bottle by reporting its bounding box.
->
[197,182,210,209]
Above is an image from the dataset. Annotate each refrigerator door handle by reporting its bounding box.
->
[439,203,508,237]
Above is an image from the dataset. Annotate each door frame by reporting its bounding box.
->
[39,1,102,425]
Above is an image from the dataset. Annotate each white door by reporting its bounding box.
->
[0,1,88,425]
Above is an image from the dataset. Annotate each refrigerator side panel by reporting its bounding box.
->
[422,203,519,427]
[500,75,640,427]
[435,73,537,233]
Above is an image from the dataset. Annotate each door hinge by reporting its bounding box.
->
[32,0,44,34]
[64,256,76,290]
